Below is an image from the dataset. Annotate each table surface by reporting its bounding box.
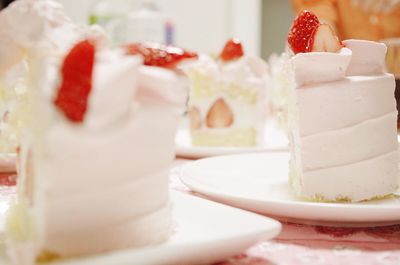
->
[0,160,399,265]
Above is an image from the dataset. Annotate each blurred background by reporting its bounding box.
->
[56,0,294,60]
[0,0,294,60]
[0,0,398,102]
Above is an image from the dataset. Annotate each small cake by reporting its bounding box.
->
[287,11,398,202]
[3,1,190,263]
[186,39,269,147]
[265,52,292,132]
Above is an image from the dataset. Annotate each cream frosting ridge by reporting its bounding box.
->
[22,54,186,260]
[344,39,387,76]
[289,39,398,202]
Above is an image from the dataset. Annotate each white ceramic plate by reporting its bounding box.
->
[180,153,400,227]
[175,119,288,159]
[0,190,281,265]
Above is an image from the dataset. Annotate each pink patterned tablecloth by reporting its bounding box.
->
[1,161,399,265]
[171,159,400,265]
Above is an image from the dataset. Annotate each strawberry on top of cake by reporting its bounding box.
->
[124,42,198,107]
[287,10,343,54]
[125,42,198,69]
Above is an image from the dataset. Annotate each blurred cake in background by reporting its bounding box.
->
[287,10,398,202]
[185,39,269,147]
[265,52,292,133]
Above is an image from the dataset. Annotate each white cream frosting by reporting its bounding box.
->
[343,39,387,76]
[1,0,69,46]
[184,55,219,79]
[292,47,352,86]
[12,48,187,260]
[297,74,396,136]
[0,34,24,76]
[86,50,141,130]
[138,65,189,107]
[300,112,397,171]
[0,0,107,69]
[289,40,398,202]
[185,54,268,88]
[2,0,188,263]
[0,0,73,61]
[219,56,269,85]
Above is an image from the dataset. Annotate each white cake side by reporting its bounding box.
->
[297,74,396,136]
[289,41,399,202]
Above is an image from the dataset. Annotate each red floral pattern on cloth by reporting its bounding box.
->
[171,159,400,265]
[0,173,17,186]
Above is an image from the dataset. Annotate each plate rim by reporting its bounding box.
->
[1,190,281,265]
[179,152,400,224]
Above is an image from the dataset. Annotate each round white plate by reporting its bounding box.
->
[180,153,400,227]
[175,120,288,159]
[0,190,281,265]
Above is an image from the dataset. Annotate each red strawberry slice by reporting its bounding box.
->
[206,98,234,128]
[311,23,343,53]
[54,39,95,123]
[288,10,320,54]
[125,43,198,69]
[219,38,244,62]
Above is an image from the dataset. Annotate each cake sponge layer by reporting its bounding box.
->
[191,128,257,147]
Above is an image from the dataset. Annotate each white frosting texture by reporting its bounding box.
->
[289,40,398,202]
[185,54,268,86]
[32,50,186,258]
[0,0,108,70]
[0,0,73,62]
[292,47,352,86]
[343,39,387,76]
[2,0,188,262]
[0,0,108,154]
[297,74,396,136]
